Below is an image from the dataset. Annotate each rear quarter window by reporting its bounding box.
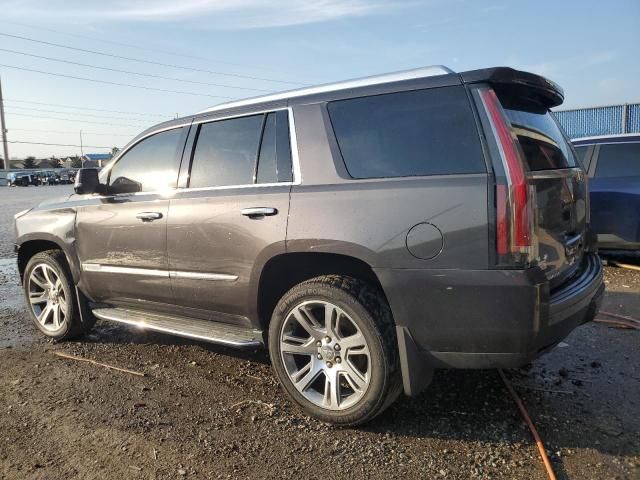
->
[595,143,640,177]
[327,86,485,179]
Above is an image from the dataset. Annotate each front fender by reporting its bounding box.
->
[15,206,80,283]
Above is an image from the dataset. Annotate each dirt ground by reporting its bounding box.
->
[1,186,638,480]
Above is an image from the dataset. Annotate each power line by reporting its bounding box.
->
[0,48,274,93]
[7,104,159,124]
[7,20,286,76]
[5,98,169,118]
[5,111,152,128]
[8,140,113,148]
[0,31,305,86]
[10,127,135,137]
[0,63,235,99]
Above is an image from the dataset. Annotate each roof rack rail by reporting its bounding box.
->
[199,65,454,114]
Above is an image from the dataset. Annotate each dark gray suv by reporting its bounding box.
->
[15,66,604,425]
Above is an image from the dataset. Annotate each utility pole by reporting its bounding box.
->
[0,76,10,171]
[79,129,84,166]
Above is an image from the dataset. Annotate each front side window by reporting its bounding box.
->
[595,143,640,177]
[327,86,485,179]
[108,128,185,194]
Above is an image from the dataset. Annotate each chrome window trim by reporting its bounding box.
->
[190,106,301,185]
[95,107,301,199]
[82,263,238,281]
[288,107,302,184]
[174,181,292,194]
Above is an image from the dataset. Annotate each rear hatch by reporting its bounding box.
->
[465,68,588,288]
[502,102,587,287]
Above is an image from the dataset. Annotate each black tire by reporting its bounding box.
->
[23,249,95,341]
[268,275,401,426]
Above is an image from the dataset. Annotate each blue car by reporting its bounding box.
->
[573,134,640,255]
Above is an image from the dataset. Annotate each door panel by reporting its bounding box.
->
[167,185,290,326]
[75,125,188,311]
[76,195,173,310]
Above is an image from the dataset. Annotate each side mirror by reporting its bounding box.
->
[74,168,103,195]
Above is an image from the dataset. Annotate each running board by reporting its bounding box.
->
[91,307,263,348]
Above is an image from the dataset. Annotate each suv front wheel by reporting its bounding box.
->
[268,275,401,426]
[23,250,94,341]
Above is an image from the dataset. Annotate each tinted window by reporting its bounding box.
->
[504,108,576,171]
[327,86,485,179]
[595,143,640,177]
[255,110,293,183]
[108,128,184,194]
[275,110,293,182]
[190,115,263,188]
[257,113,277,183]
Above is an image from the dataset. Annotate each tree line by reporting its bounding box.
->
[21,156,83,169]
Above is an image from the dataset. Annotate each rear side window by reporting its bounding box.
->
[256,110,293,183]
[595,143,640,177]
[503,108,576,171]
[189,111,293,188]
[108,127,185,194]
[190,115,263,188]
[327,86,485,179]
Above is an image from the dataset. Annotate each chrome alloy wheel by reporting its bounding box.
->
[27,263,68,333]
[279,300,371,411]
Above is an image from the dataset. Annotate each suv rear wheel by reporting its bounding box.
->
[24,250,94,341]
[268,275,401,426]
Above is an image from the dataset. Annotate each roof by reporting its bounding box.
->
[572,133,640,145]
[199,65,454,114]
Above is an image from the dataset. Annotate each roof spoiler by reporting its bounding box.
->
[460,67,564,108]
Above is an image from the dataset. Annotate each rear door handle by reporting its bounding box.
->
[136,212,163,222]
[241,207,278,218]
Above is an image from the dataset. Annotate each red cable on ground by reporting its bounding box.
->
[599,310,640,327]
[498,369,557,480]
[594,318,639,330]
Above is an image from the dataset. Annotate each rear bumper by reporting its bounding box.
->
[376,253,604,396]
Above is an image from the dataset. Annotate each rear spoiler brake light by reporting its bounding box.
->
[461,67,564,109]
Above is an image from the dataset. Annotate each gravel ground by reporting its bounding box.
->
[1,186,638,480]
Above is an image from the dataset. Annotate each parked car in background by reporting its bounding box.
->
[15,66,603,425]
[573,134,640,255]
[8,172,34,187]
[43,171,60,185]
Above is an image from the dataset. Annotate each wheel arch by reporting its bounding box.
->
[17,236,80,284]
[254,251,389,333]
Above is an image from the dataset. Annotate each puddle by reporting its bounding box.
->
[0,257,24,310]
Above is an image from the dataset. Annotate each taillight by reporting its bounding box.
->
[478,88,536,266]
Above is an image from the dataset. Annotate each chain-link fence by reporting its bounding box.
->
[554,103,640,139]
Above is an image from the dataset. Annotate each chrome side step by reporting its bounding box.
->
[92,307,263,348]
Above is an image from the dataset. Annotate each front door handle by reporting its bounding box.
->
[241,207,278,218]
[136,212,163,222]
